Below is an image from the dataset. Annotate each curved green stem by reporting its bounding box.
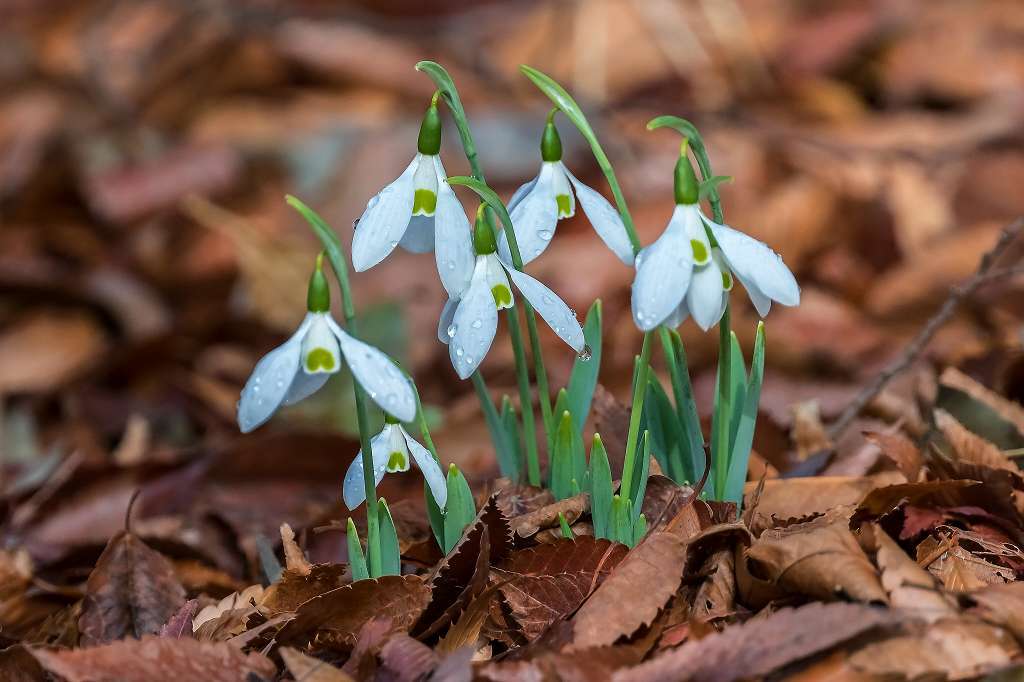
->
[287,194,381,576]
[417,60,554,466]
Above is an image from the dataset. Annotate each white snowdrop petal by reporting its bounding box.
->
[501,163,558,265]
[564,166,635,266]
[664,300,690,329]
[437,297,459,344]
[403,428,448,508]
[503,263,585,352]
[741,275,773,317]
[399,215,435,253]
[237,316,312,433]
[449,257,498,380]
[351,157,417,271]
[507,174,539,214]
[707,219,800,307]
[432,157,475,297]
[686,260,727,331]
[631,207,693,331]
[552,162,576,218]
[329,318,416,422]
[342,428,392,510]
[282,372,329,406]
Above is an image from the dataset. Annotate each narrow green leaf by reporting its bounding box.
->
[443,464,476,553]
[645,115,724,222]
[699,175,732,200]
[378,498,401,576]
[610,495,632,545]
[414,61,477,169]
[499,395,524,483]
[566,300,602,431]
[520,65,601,151]
[632,513,648,546]
[643,376,685,481]
[286,195,346,286]
[630,431,652,520]
[589,434,612,539]
[727,331,747,457]
[346,518,369,582]
[472,376,518,483]
[670,331,706,484]
[255,534,282,584]
[558,512,574,539]
[550,410,576,500]
[725,322,766,504]
[445,176,514,242]
[426,479,444,552]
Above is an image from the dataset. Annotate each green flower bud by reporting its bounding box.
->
[417,92,442,156]
[306,252,330,313]
[540,109,562,162]
[384,412,401,425]
[674,140,699,205]
[473,203,497,255]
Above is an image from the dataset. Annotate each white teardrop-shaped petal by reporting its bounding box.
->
[351,157,417,271]
[706,217,800,308]
[385,425,411,472]
[327,317,416,422]
[282,372,329,406]
[399,215,435,253]
[299,314,342,374]
[502,260,584,352]
[686,260,727,331]
[342,427,392,510]
[563,165,635,266]
[551,162,575,218]
[484,253,514,310]
[741,277,773,317]
[432,157,475,297]
[507,173,540,214]
[500,163,558,265]
[437,297,459,344]
[664,300,690,329]
[402,426,448,508]
[449,256,498,380]
[237,315,312,433]
[630,206,693,331]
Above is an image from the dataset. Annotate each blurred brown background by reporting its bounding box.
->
[3,0,1024,500]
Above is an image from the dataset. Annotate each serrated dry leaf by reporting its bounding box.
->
[78,530,186,646]
[569,531,687,650]
[260,564,350,615]
[29,635,275,682]
[866,525,956,622]
[743,476,878,532]
[745,517,886,602]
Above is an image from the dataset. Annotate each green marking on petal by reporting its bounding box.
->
[556,194,572,218]
[412,189,437,216]
[305,348,336,372]
[690,239,709,264]
[722,270,734,291]
[491,284,512,309]
[387,450,407,471]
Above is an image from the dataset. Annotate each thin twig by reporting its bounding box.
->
[827,217,1024,440]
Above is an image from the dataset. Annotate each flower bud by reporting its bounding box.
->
[540,109,563,162]
[472,203,498,255]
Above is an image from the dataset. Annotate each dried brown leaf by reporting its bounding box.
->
[511,493,589,538]
[867,525,956,622]
[968,582,1024,642]
[78,530,186,645]
[865,430,924,481]
[940,367,1024,440]
[29,635,275,682]
[570,531,687,650]
[280,522,312,576]
[743,476,878,532]
[745,517,886,602]
[280,646,354,682]
[498,536,628,577]
[614,602,897,682]
[936,409,1022,477]
[379,633,439,682]
[260,563,349,615]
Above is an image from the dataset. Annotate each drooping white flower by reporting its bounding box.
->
[440,206,586,379]
[351,97,474,298]
[497,116,633,267]
[631,149,799,332]
[343,418,447,510]
[236,259,416,433]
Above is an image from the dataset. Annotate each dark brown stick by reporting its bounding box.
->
[827,217,1024,440]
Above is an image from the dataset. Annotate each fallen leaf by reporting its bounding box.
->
[280,522,312,576]
[378,633,439,682]
[866,525,956,622]
[939,366,1024,447]
[260,564,350,615]
[743,476,879,531]
[78,530,186,645]
[865,430,923,481]
[745,517,886,602]
[511,493,589,538]
[29,635,275,682]
[158,600,198,639]
[935,409,1022,478]
[0,313,107,393]
[280,646,354,682]
[614,602,898,682]
[570,531,687,650]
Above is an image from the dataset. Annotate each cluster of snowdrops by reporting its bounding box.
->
[235,63,799,579]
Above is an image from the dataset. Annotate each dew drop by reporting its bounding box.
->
[538,230,552,241]
[542,294,554,304]
[253,385,261,393]
[471,319,482,329]
[578,344,593,362]
[276,380,284,389]
[447,261,456,270]
[456,347,465,358]
[465,355,474,364]
[447,324,457,339]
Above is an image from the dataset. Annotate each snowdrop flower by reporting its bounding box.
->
[498,113,633,267]
[632,145,800,332]
[343,414,447,510]
[351,93,474,298]
[440,205,586,379]
[237,256,416,432]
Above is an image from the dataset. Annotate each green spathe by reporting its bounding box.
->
[417,93,442,155]
[306,253,330,313]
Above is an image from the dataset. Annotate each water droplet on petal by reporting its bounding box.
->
[538,230,552,240]
[542,294,554,304]
[253,385,261,393]
[446,324,457,339]
[447,261,456,270]
[465,355,474,364]
[456,346,465,358]
[578,344,592,361]
[471,319,482,329]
